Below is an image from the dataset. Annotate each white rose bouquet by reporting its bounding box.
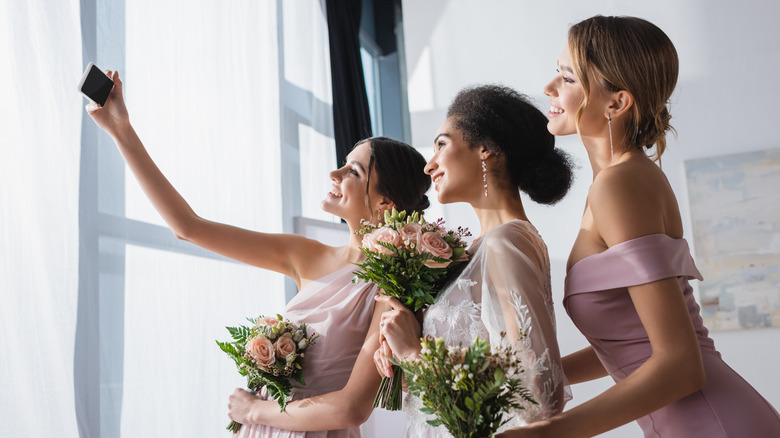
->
[353,208,470,410]
[396,336,535,438]
[216,314,319,433]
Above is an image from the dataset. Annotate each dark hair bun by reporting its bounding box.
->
[357,137,431,215]
[411,194,431,213]
[516,148,574,205]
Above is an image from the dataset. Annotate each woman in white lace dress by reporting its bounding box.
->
[374,85,573,436]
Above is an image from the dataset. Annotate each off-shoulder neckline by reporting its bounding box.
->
[566,233,687,275]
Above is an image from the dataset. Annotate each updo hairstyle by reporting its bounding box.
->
[568,15,679,161]
[446,84,573,205]
[355,137,431,214]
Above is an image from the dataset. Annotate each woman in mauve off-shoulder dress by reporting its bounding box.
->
[376,85,574,437]
[86,70,432,436]
[498,15,780,438]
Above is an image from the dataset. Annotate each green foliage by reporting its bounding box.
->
[352,208,471,313]
[216,314,319,433]
[396,336,536,438]
[354,209,472,410]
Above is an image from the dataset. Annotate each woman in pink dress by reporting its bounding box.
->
[497,15,780,438]
[87,71,431,437]
[374,84,574,436]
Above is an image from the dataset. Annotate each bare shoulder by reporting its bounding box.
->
[589,158,680,246]
[285,234,347,279]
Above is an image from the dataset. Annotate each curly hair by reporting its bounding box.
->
[446,84,573,205]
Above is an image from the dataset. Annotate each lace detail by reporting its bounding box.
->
[421,285,487,347]
[505,290,562,424]
[404,220,568,436]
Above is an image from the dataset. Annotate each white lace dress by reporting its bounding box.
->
[404,220,569,437]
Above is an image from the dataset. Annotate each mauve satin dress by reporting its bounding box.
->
[564,233,780,437]
[238,264,378,438]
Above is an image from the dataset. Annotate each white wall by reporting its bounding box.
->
[400,1,780,437]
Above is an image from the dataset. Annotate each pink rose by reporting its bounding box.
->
[275,332,296,359]
[256,316,279,327]
[362,227,402,256]
[399,222,422,249]
[246,336,276,368]
[419,231,453,268]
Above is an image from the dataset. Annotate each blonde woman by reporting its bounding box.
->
[498,15,780,438]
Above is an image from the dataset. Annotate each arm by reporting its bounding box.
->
[480,225,568,422]
[227,299,390,430]
[498,278,705,438]
[87,71,317,283]
[562,346,608,385]
[497,167,705,438]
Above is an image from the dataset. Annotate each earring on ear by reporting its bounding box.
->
[482,159,488,197]
[607,113,614,165]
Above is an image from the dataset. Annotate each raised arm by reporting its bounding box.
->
[227,299,389,430]
[87,70,317,284]
[497,166,705,438]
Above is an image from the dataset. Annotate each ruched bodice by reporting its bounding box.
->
[564,234,780,437]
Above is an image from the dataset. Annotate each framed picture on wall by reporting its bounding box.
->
[685,148,780,331]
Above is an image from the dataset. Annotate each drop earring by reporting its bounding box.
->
[482,159,488,197]
[607,113,614,165]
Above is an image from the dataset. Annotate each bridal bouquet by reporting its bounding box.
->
[353,208,470,410]
[396,336,535,438]
[217,314,319,433]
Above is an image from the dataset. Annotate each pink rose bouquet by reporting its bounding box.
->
[353,208,471,410]
[217,314,319,433]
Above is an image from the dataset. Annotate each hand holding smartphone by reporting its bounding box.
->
[78,63,114,106]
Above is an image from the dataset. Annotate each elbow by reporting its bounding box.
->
[170,215,202,242]
[673,357,707,398]
[341,400,374,428]
[172,228,190,241]
[687,363,707,394]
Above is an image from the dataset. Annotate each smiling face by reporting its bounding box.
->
[321,142,376,223]
[543,44,612,139]
[424,117,483,205]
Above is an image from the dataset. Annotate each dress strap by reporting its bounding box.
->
[565,234,703,296]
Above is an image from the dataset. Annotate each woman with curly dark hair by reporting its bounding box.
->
[375,84,574,436]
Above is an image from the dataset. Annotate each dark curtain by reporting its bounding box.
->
[326,0,372,166]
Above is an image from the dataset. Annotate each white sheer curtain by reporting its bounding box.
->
[282,0,338,223]
[0,0,83,436]
[0,0,341,437]
[119,1,284,436]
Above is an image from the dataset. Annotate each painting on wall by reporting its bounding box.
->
[685,148,780,331]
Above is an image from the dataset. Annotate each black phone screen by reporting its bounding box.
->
[80,64,114,106]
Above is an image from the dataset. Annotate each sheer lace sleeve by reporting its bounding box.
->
[477,221,569,425]
[408,221,569,436]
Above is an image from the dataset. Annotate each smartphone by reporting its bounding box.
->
[78,62,114,106]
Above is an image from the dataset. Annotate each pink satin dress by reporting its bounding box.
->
[564,234,780,437]
[238,264,378,438]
